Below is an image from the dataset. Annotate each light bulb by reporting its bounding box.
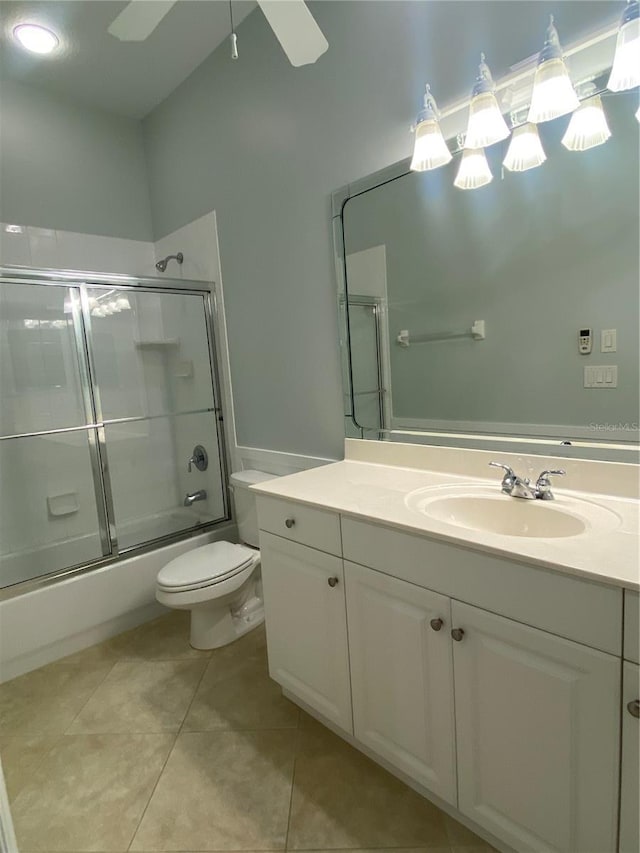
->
[607,0,640,92]
[13,23,59,54]
[528,16,579,123]
[410,84,452,171]
[464,54,510,149]
[454,148,493,190]
[562,95,612,151]
[503,123,547,172]
[114,296,131,311]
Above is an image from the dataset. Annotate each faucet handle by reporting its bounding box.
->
[537,469,566,482]
[489,461,516,477]
[535,469,566,499]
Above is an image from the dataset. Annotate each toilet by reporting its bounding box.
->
[156,470,277,649]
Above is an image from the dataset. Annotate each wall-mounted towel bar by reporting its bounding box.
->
[396,320,485,347]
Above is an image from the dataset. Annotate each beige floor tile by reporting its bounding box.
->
[287,718,449,849]
[68,660,207,734]
[445,816,498,851]
[131,730,296,851]
[11,733,174,852]
[0,663,113,734]
[110,611,212,661]
[183,629,298,732]
[0,735,60,801]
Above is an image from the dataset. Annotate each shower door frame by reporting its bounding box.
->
[0,266,231,600]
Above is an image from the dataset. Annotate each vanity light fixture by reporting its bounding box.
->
[464,54,510,149]
[13,22,59,54]
[410,84,452,172]
[527,16,580,123]
[503,120,547,172]
[454,146,493,190]
[607,0,640,91]
[562,89,612,152]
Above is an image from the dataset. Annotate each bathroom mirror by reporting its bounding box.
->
[336,90,639,458]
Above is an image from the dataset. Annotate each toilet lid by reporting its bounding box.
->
[157,541,256,591]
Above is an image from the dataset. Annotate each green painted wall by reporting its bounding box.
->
[0,79,152,241]
[142,1,616,459]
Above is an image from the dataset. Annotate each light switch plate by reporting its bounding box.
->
[601,329,617,352]
[584,365,618,388]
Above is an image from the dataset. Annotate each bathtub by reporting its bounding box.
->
[0,520,236,682]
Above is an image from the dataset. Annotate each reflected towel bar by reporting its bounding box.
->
[396,320,485,347]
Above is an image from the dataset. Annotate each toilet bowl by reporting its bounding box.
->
[155,470,277,649]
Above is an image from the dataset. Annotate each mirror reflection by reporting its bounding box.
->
[341,91,639,446]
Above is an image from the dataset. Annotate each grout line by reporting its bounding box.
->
[61,658,119,735]
[125,729,180,852]
[126,652,212,851]
[283,710,302,850]
[177,656,213,736]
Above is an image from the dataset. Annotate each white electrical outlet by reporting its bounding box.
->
[584,365,618,388]
[601,329,617,352]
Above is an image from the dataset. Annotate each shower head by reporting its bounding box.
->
[155,252,183,272]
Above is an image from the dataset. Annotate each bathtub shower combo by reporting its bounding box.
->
[0,267,230,596]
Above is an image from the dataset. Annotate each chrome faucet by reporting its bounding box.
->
[183,489,207,507]
[489,462,566,500]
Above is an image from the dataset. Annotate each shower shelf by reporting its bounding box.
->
[134,339,180,348]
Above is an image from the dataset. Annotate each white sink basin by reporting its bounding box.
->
[405,484,621,539]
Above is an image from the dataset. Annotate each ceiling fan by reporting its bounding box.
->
[107,0,329,67]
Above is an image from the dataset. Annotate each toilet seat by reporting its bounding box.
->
[157,541,258,593]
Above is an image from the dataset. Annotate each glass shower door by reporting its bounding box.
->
[86,287,227,551]
[0,283,107,587]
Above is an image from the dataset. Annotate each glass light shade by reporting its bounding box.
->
[607,4,640,92]
[527,58,580,123]
[503,123,547,172]
[454,148,493,190]
[465,91,510,149]
[13,23,59,54]
[410,119,452,171]
[561,95,612,151]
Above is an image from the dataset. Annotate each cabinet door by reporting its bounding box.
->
[259,531,352,732]
[345,561,456,803]
[620,661,639,853]
[451,600,620,853]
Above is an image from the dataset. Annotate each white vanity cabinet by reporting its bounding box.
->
[344,560,457,803]
[451,600,620,853]
[619,661,639,853]
[258,530,353,732]
[256,494,629,853]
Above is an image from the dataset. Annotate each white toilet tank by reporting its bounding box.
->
[229,470,278,547]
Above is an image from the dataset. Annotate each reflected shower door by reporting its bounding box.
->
[87,288,227,551]
[0,283,107,587]
[347,301,385,431]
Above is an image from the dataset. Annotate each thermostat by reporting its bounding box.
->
[578,328,592,354]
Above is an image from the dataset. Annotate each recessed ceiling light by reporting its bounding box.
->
[13,23,59,55]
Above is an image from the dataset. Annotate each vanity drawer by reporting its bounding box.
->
[624,590,639,664]
[257,496,341,556]
[341,517,622,655]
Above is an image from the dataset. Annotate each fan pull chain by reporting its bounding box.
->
[229,0,238,59]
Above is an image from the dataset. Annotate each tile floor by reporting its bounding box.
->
[0,611,495,853]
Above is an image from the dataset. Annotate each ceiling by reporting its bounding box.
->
[0,1,257,118]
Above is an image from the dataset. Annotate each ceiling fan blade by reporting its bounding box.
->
[108,1,176,42]
[257,0,328,67]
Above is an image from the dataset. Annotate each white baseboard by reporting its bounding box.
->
[236,445,337,477]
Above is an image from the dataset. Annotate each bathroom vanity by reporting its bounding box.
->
[253,440,639,853]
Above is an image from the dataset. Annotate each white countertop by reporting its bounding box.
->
[252,460,640,591]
